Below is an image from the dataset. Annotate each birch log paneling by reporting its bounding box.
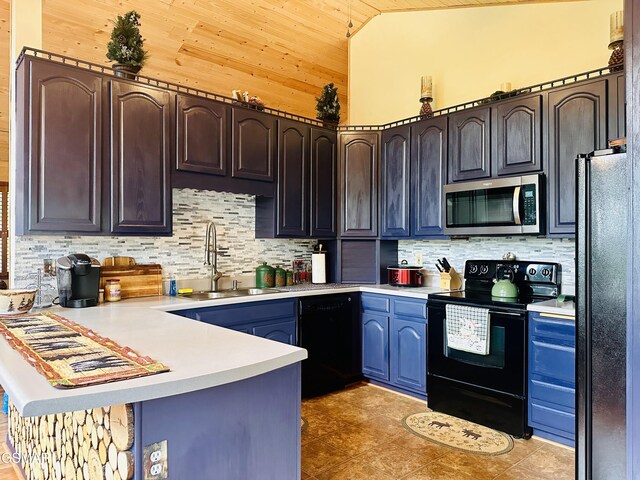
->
[8,403,135,480]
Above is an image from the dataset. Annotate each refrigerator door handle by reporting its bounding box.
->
[513,186,522,225]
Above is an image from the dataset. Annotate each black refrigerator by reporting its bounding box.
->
[576,147,627,479]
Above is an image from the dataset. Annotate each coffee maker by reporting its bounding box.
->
[56,254,101,307]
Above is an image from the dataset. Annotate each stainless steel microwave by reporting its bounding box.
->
[443,174,543,236]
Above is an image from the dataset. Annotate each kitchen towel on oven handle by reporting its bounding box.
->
[445,304,491,355]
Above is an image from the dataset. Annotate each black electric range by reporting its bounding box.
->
[427,259,561,438]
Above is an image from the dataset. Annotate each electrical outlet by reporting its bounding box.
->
[144,440,168,480]
[414,253,424,266]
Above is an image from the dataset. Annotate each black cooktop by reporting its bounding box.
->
[428,259,562,310]
[428,290,555,310]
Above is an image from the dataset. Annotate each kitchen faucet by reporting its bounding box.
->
[204,221,223,291]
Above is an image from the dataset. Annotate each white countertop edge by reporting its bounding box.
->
[527,301,575,317]
[15,349,307,417]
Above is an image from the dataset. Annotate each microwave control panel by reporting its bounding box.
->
[522,184,537,225]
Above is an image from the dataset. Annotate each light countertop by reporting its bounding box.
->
[527,298,576,317]
[146,284,445,312]
[0,302,307,417]
[0,284,447,416]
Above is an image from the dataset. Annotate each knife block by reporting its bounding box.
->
[439,267,462,291]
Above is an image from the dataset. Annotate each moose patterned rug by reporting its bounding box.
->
[402,411,514,455]
[0,311,169,388]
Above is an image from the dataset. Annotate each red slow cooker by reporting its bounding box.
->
[387,260,424,287]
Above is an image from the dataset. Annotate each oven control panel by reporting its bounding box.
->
[464,260,560,284]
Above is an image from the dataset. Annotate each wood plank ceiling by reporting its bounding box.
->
[0,0,574,184]
[40,0,374,123]
[39,0,567,121]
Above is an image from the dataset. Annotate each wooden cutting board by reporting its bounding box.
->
[102,256,136,267]
[99,264,163,299]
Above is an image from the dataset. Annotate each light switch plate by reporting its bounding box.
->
[143,440,168,480]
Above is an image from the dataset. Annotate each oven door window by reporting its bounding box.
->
[445,325,506,368]
[446,187,516,227]
[427,305,525,396]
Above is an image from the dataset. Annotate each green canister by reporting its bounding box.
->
[274,266,286,287]
[256,262,275,288]
[286,270,294,286]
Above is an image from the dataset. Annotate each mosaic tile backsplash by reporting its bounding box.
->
[398,236,576,289]
[12,188,576,290]
[12,189,316,286]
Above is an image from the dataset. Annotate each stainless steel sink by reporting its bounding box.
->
[179,291,236,301]
[178,288,281,301]
[236,288,282,295]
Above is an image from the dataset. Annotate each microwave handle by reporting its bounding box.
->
[513,186,522,225]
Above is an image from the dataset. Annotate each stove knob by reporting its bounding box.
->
[541,268,551,277]
[528,267,537,276]
[480,264,489,275]
[469,264,478,274]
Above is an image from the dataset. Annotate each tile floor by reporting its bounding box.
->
[301,383,575,480]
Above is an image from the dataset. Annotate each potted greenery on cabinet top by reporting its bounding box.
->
[316,83,341,126]
[106,10,148,79]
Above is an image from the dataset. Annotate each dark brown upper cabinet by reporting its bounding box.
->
[255,124,336,239]
[19,59,103,234]
[176,94,228,176]
[495,95,543,176]
[339,132,379,238]
[547,79,607,236]
[276,120,309,237]
[411,116,448,238]
[449,107,491,182]
[380,125,411,238]
[310,128,337,238]
[232,108,277,182]
[109,81,172,235]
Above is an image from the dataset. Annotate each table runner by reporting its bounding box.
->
[0,311,169,388]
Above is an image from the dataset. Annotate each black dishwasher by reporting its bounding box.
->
[298,293,361,398]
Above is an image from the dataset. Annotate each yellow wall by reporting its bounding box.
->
[349,0,622,125]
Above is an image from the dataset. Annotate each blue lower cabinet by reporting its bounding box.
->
[172,299,297,345]
[391,318,426,394]
[253,320,297,345]
[528,312,576,447]
[361,294,427,396]
[231,324,252,334]
[362,312,390,381]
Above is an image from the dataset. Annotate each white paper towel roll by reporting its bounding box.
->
[312,253,327,283]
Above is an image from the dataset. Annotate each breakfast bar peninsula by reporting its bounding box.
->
[0,297,307,480]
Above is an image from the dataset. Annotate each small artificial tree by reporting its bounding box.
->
[315,83,341,124]
[106,11,147,69]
